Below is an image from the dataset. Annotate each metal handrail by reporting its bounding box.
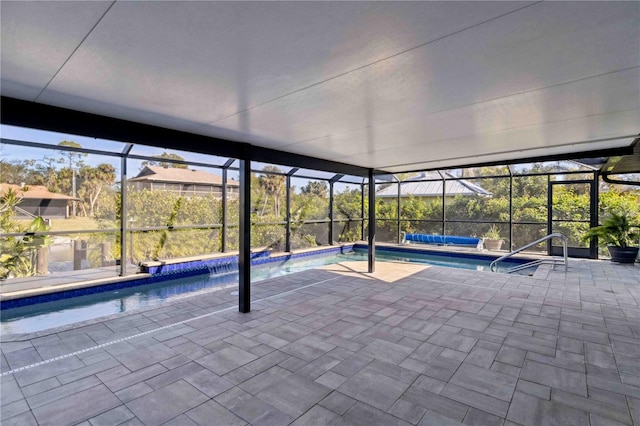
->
[490,233,568,273]
[14,206,38,219]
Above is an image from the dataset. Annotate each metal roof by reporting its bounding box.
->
[129,166,239,186]
[376,172,491,198]
[0,183,80,200]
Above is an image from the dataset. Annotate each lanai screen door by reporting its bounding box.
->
[548,179,598,259]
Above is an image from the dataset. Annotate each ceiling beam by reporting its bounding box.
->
[398,144,636,174]
[0,96,371,177]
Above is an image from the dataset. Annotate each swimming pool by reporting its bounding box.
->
[353,246,533,273]
[1,247,533,334]
[0,251,353,334]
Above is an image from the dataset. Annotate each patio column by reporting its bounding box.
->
[221,159,234,252]
[361,182,365,241]
[239,159,251,313]
[368,169,376,273]
[396,177,401,244]
[329,181,334,245]
[120,144,134,276]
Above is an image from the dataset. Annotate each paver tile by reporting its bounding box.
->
[185,400,246,426]
[27,375,100,409]
[216,386,294,425]
[1,377,23,406]
[338,363,412,410]
[116,343,177,371]
[427,330,477,353]
[281,335,336,362]
[195,345,258,375]
[551,388,632,424]
[388,398,428,424]
[256,373,331,418]
[319,391,357,415]
[87,405,135,426]
[446,313,491,332]
[126,380,208,425]
[1,411,38,426]
[464,347,497,369]
[360,338,414,364]
[418,410,464,425]
[183,369,234,398]
[520,360,587,396]
[102,363,167,392]
[239,365,291,395]
[462,407,504,426]
[343,402,412,426]
[114,382,153,403]
[402,387,468,421]
[441,383,510,418]
[290,405,349,426]
[506,391,589,426]
[32,384,121,426]
[450,362,517,401]
[14,356,85,387]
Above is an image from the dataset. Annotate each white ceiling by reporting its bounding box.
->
[2,1,638,173]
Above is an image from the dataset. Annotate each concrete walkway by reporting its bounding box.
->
[1,259,639,425]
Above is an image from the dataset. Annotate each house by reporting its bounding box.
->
[376,172,491,199]
[0,183,79,218]
[129,166,239,198]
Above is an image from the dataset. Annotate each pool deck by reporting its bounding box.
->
[1,258,639,425]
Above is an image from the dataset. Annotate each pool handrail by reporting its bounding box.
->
[490,233,568,273]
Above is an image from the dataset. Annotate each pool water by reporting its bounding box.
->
[354,249,531,274]
[0,252,354,334]
[1,249,531,334]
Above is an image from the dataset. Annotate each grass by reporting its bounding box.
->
[16,217,105,232]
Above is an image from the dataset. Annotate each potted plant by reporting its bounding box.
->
[482,225,504,251]
[583,213,639,263]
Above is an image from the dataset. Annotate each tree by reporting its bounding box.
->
[301,181,328,198]
[258,166,285,217]
[77,164,116,217]
[58,141,87,216]
[0,159,38,185]
[0,188,51,279]
[141,152,188,169]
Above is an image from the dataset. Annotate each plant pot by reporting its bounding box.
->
[484,239,503,251]
[607,246,639,264]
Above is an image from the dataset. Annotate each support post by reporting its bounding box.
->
[286,174,292,252]
[120,144,133,276]
[222,167,228,252]
[591,172,599,259]
[239,159,251,313]
[396,178,401,244]
[368,169,376,273]
[361,183,365,241]
[329,182,334,245]
[441,172,446,235]
[508,168,513,251]
[547,175,552,255]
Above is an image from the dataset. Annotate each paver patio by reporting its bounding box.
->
[1,258,639,425]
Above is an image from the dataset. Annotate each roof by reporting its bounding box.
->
[1,2,637,173]
[0,184,80,200]
[129,166,239,186]
[376,172,491,198]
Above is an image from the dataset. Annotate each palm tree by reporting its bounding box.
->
[258,166,285,217]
